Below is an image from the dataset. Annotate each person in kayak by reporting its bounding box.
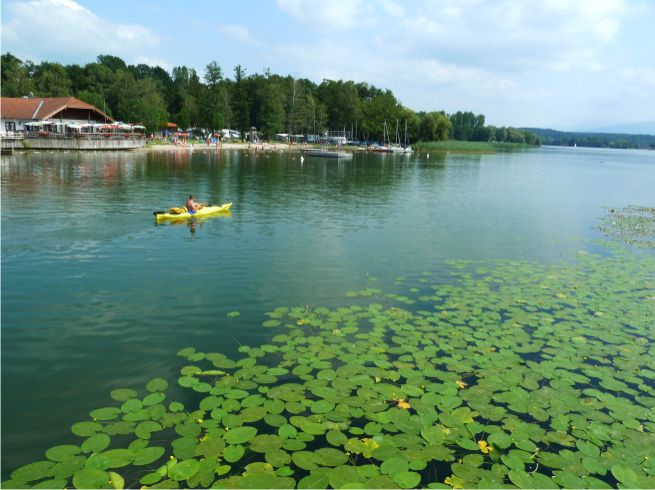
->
[185,195,206,214]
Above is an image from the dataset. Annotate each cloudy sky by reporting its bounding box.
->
[2,0,653,130]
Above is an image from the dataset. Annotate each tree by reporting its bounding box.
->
[287,75,303,135]
[418,112,451,142]
[176,108,190,132]
[232,65,250,139]
[77,90,113,118]
[121,99,161,133]
[496,127,507,143]
[258,70,286,140]
[1,62,35,97]
[201,61,224,130]
[97,54,127,73]
[34,63,72,97]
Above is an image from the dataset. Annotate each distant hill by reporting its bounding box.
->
[593,121,655,135]
[521,128,655,149]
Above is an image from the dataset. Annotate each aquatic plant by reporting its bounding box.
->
[3,229,655,489]
[598,206,655,248]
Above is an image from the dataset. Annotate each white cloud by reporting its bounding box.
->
[215,25,265,47]
[1,0,159,63]
[134,56,173,72]
[275,0,366,31]
[382,0,634,74]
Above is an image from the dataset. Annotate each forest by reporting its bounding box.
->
[2,53,539,145]
[523,128,655,149]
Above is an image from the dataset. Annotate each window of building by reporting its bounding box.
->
[5,122,16,131]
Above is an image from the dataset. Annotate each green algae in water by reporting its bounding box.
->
[4,238,655,488]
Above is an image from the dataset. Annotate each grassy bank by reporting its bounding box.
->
[414,140,534,153]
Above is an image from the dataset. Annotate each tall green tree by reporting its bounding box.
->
[232,65,250,139]
[202,61,224,132]
[176,108,190,131]
[33,63,72,97]
[418,112,452,142]
[258,70,286,140]
[1,57,35,97]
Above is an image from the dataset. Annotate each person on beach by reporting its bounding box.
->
[185,195,206,214]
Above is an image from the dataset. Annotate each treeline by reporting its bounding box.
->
[1,52,537,145]
[523,128,655,149]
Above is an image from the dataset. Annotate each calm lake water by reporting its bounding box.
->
[1,146,654,478]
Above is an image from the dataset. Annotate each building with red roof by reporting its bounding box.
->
[1,96,114,134]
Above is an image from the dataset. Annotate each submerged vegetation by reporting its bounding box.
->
[3,213,655,490]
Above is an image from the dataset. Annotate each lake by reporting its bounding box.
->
[1,146,654,485]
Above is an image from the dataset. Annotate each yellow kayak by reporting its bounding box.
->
[154,203,232,221]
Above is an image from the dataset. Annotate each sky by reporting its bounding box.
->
[2,0,654,131]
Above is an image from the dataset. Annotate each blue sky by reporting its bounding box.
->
[2,0,654,130]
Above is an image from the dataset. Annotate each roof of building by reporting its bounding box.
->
[0,97,114,122]
[167,122,178,128]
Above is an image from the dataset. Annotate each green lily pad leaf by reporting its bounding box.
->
[107,471,124,489]
[329,465,360,488]
[181,366,202,376]
[31,479,67,489]
[311,400,336,414]
[263,320,281,327]
[169,402,184,412]
[89,407,122,421]
[11,462,55,482]
[71,422,103,437]
[487,431,512,449]
[178,377,198,388]
[301,422,326,435]
[501,454,524,471]
[168,459,200,481]
[316,448,349,467]
[85,453,111,470]
[143,393,166,407]
[120,398,143,413]
[133,446,165,466]
[537,452,569,469]
[45,445,80,462]
[223,444,245,463]
[365,475,398,489]
[394,471,421,489]
[250,434,284,453]
[224,426,258,445]
[299,472,330,489]
[49,455,86,480]
[195,437,226,459]
[103,449,134,468]
[238,474,295,489]
[72,468,109,489]
[110,389,137,401]
[175,421,202,438]
[292,451,322,470]
[81,434,110,454]
[327,430,348,446]
[146,378,169,392]
[241,406,267,423]
[611,465,638,485]
[456,438,479,451]
[421,426,446,445]
[380,457,409,478]
[265,449,292,468]
[279,424,298,440]
[225,389,250,399]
